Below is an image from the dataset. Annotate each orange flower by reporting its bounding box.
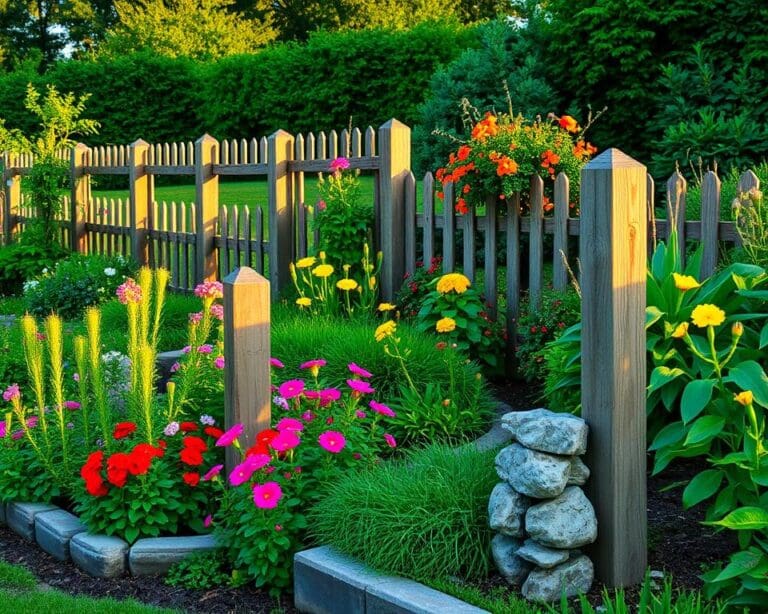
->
[436,191,444,200]
[496,156,518,177]
[462,184,471,194]
[455,198,468,214]
[471,112,499,140]
[542,196,553,213]
[541,149,560,167]
[435,168,445,181]
[559,115,579,133]
[457,145,471,161]
[573,140,597,157]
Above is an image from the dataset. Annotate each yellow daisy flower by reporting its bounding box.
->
[734,391,753,406]
[436,317,457,333]
[375,320,396,342]
[296,297,312,307]
[691,304,726,328]
[296,256,316,269]
[436,273,471,294]
[312,264,334,278]
[378,303,396,312]
[336,279,358,291]
[673,273,700,291]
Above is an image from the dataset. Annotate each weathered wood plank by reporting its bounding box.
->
[267,130,294,300]
[404,171,417,276]
[463,203,476,283]
[484,195,497,319]
[442,182,455,272]
[129,140,151,266]
[553,173,569,291]
[422,173,435,265]
[505,193,521,376]
[700,171,721,278]
[528,175,545,312]
[666,171,687,266]
[195,135,219,283]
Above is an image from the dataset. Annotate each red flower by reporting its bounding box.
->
[106,453,131,488]
[541,326,548,333]
[158,439,167,450]
[182,436,207,452]
[180,447,204,466]
[183,472,200,487]
[113,422,137,440]
[204,426,224,439]
[85,476,108,496]
[255,429,279,446]
[530,326,538,333]
[180,422,199,432]
[455,198,468,215]
[457,145,471,161]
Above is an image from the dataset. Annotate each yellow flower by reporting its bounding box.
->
[378,303,396,312]
[734,391,754,406]
[296,257,316,269]
[673,273,700,291]
[671,322,689,338]
[436,273,471,294]
[436,317,456,333]
[375,320,396,342]
[691,304,726,328]
[296,297,312,307]
[336,279,358,291]
[369,276,376,290]
[312,264,334,278]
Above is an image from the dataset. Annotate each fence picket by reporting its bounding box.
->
[553,173,569,291]
[243,206,252,268]
[306,133,315,161]
[364,127,375,157]
[340,129,350,157]
[255,206,264,275]
[352,128,362,158]
[404,171,416,276]
[220,206,230,277]
[317,132,327,160]
[529,175,545,312]
[484,195,498,319]
[232,204,241,267]
[328,130,338,160]
[442,182,455,272]
[506,193,521,372]
[700,171,721,278]
[647,174,656,255]
[422,173,435,264]
[463,203,476,282]
[666,171,687,266]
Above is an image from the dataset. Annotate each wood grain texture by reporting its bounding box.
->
[463,203,476,282]
[580,148,647,586]
[195,135,219,284]
[3,153,20,245]
[484,195,498,319]
[442,181,455,272]
[267,129,294,301]
[70,144,89,254]
[223,267,271,473]
[422,173,435,264]
[129,140,151,266]
[528,175,544,312]
[553,173,570,291]
[700,171,721,278]
[404,171,417,276]
[505,194,521,377]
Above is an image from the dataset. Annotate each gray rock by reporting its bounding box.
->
[129,534,219,575]
[5,502,58,541]
[495,444,571,499]
[525,486,597,549]
[488,483,530,537]
[491,534,532,585]
[567,457,590,486]
[515,539,570,569]
[35,509,87,561]
[522,555,594,602]
[502,409,588,456]
[70,533,129,578]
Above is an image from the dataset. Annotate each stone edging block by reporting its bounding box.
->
[5,502,58,541]
[129,534,219,576]
[70,532,129,578]
[294,546,488,614]
[35,509,87,561]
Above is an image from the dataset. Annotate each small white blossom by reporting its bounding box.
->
[104,267,117,277]
[200,414,215,426]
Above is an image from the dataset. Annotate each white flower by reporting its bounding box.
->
[200,415,215,426]
[104,267,117,277]
[42,268,48,274]
[23,280,39,293]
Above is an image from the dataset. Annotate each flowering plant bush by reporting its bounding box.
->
[414,272,505,371]
[312,156,374,269]
[289,245,382,318]
[395,256,444,320]
[210,358,396,593]
[436,109,596,214]
[732,186,768,267]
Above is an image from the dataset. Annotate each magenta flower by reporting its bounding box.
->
[197,344,213,355]
[26,416,38,428]
[229,454,270,486]
[203,514,213,528]
[270,357,284,368]
[253,481,283,509]
[319,388,341,405]
[269,430,301,452]
[216,423,244,447]
[329,157,351,173]
[301,411,315,422]
[3,384,20,402]
[300,359,327,370]
[278,379,305,399]
[188,311,203,324]
[276,417,304,432]
[214,356,225,370]
[355,410,367,419]
[182,346,191,354]
[194,281,224,300]
[347,379,375,395]
[63,401,81,410]
[0,423,5,438]
[202,464,224,481]
[73,373,80,382]
[170,362,181,373]
[369,400,396,418]
[384,433,397,448]
[116,279,142,305]
[12,430,23,440]
[210,303,224,321]
[318,431,346,454]
[348,363,373,378]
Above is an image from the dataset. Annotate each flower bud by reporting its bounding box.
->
[442,399,451,407]
[671,322,689,339]
[732,322,744,338]
[734,390,753,407]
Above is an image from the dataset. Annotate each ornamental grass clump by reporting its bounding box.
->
[208,358,396,593]
[310,443,498,582]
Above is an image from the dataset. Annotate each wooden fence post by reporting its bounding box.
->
[378,119,410,301]
[223,267,271,473]
[580,149,647,586]
[129,139,151,266]
[267,129,293,301]
[195,134,219,283]
[70,143,89,253]
[2,152,20,245]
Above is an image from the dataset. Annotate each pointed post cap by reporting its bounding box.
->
[196,133,219,145]
[584,148,644,170]
[224,266,269,287]
[130,138,150,147]
[379,118,409,131]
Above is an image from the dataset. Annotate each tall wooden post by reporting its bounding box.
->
[129,140,151,266]
[378,119,410,301]
[2,152,20,245]
[580,149,647,586]
[195,134,219,283]
[70,143,89,253]
[267,130,293,301]
[223,267,271,473]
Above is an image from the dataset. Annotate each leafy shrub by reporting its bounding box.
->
[25,254,135,319]
[396,256,444,320]
[310,443,498,581]
[0,325,29,392]
[0,241,68,296]
[685,163,768,222]
[413,19,559,174]
[165,550,231,590]
[541,327,581,414]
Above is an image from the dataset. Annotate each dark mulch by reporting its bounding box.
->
[0,524,297,614]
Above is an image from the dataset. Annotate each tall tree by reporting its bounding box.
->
[62,0,118,54]
[0,0,68,67]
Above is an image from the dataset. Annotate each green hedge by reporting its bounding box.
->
[0,23,476,146]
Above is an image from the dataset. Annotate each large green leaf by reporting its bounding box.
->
[649,421,685,452]
[708,507,768,531]
[761,321,768,350]
[680,379,716,424]
[646,305,664,329]
[682,469,723,509]
[711,549,764,582]
[648,366,686,394]
[684,415,725,446]
[725,361,768,408]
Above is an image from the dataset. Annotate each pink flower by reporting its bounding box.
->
[194,281,224,300]
[317,200,327,211]
[182,346,191,354]
[276,417,304,432]
[26,416,38,428]
[348,363,373,378]
[319,388,341,406]
[353,452,362,460]
[0,423,5,438]
[301,411,315,422]
[369,400,396,418]
[384,433,397,448]
[270,357,284,368]
[318,431,346,454]
[347,379,375,395]
[253,481,283,509]
[63,401,81,410]
[73,373,80,382]
[188,311,203,324]
[12,430,24,440]
[214,356,225,369]
[202,464,224,481]
[216,423,244,447]
[203,514,213,528]
[210,304,224,321]
[3,384,20,402]
[269,430,300,452]
[170,362,181,373]
[355,410,367,419]
[116,279,142,304]
[329,157,350,173]
[274,524,283,531]
[300,359,327,370]
[229,454,270,486]
[197,344,213,355]
[278,379,305,399]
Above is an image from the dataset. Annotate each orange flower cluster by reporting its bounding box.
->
[573,139,597,158]
[558,115,579,133]
[471,112,499,140]
[540,149,560,177]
